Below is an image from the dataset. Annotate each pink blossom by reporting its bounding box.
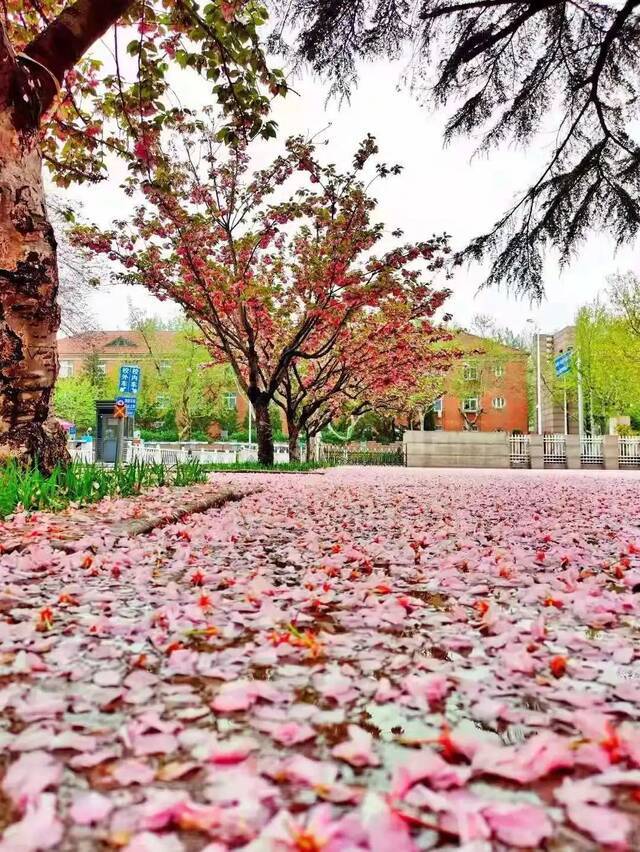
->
[567,803,632,847]
[132,732,178,756]
[402,673,450,705]
[70,791,113,825]
[267,721,316,746]
[112,759,156,786]
[332,725,380,768]
[0,794,63,851]
[2,751,62,807]
[390,748,471,796]
[484,802,553,847]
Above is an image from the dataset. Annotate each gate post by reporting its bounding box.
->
[529,435,544,469]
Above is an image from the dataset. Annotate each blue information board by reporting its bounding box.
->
[554,351,572,377]
[118,365,141,394]
[116,395,137,416]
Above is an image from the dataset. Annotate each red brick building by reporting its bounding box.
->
[428,333,529,433]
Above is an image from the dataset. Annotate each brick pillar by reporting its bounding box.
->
[566,435,581,470]
[602,435,619,470]
[529,435,544,469]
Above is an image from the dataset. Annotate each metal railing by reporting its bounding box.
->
[128,442,291,466]
[619,436,640,467]
[509,435,530,467]
[580,435,603,465]
[543,434,567,464]
[68,442,94,463]
[320,445,406,466]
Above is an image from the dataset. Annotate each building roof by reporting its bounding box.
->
[58,330,177,356]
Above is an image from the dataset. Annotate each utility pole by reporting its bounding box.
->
[577,355,585,436]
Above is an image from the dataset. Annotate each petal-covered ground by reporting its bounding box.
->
[1,467,640,851]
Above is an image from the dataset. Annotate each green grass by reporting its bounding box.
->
[0,458,207,519]
[202,460,329,473]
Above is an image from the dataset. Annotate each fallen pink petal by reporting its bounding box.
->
[1,467,640,849]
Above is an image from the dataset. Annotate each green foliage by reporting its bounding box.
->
[139,427,179,442]
[53,376,98,432]
[557,302,640,429]
[0,459,206,519]
[82,351,107,391]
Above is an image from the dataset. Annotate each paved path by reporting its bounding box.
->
[1,468,640,850]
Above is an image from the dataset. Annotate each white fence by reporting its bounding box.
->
[68,441,291,466]
[543,434,567,465]
[619,436,640,467]
[509,435,530,467]
[128,442,291,466]
[581,435,603,464]
[68,442,94,463]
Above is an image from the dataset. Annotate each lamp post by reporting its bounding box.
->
[527,319,543,434]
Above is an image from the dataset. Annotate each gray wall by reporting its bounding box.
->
[404,430,510,469]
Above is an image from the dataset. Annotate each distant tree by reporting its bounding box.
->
[273,1,640,296]
[78,127,452,464]
[561,301,640,431]
[53,376,97,433]
[273,265,454,460]
[82,350,106,393]
[127,311,226,441]
[608,271,640,338]
[470,314,532,352]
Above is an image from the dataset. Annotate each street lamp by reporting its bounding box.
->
[527,318,543,435]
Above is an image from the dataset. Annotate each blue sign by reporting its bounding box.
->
[118,364,141,394]
[116,395,137,416]
[554,351,572,377]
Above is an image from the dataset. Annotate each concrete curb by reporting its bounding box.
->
[2,486,258,556]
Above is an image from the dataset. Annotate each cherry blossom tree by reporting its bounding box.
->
[276,299,457,460]
[0,1,285,471]
[77,124,452,464]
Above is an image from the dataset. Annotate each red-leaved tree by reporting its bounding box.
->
[76,124,453,464]
[0,1,285,470]
[276,295,458,460]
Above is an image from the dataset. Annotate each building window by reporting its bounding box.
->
[432,397,443,415]
[493,364,505,378]
[224,392,237,410]
[97,361,107,376]
[492,396,506,409]
[463,364,478,381]
[462,397,479,413]
[59,360,74,378]
[159,360,171,372]
[155,394,170,408]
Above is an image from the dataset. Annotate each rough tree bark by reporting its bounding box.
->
[252,393,274,466]
[0,24,69,471]
[0,1,133,472]
[287,419,300,463]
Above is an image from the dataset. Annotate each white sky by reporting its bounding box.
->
[64,56,639,337]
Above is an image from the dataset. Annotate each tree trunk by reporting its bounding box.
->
[287,419,300,463]
[0,36,68,473]
[253,394,274,466]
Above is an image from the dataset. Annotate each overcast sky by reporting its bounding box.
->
[65,56,638,338]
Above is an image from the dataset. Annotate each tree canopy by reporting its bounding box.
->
[76,126,453,464]
[3,0,287,181]
[271,0,640,295]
